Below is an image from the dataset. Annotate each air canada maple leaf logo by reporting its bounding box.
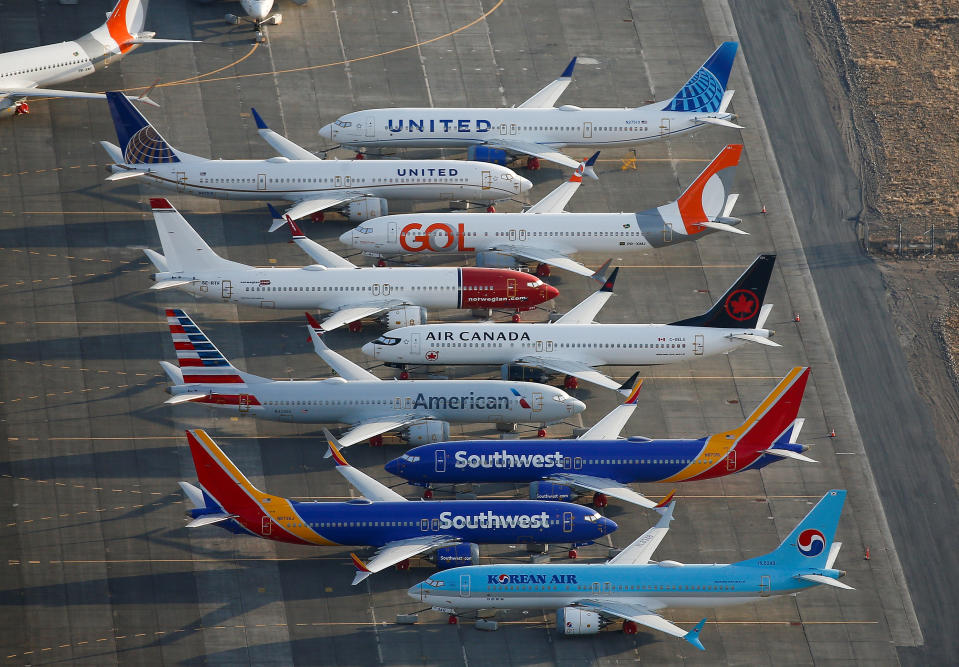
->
[724,289,758,321]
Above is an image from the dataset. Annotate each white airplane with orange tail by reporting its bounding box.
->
[342,145,745,279]
[0,0,193,117]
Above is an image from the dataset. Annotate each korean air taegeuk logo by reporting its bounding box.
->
[797,529,826,557]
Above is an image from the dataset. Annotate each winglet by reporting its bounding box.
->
[583,151,600,180]
[684,618,707,651]
[600,267,619,293]
[351,553,372,584]
[251,107,268,130]
[324,429,350,466]
[619,376,643,403]
[590,258,613,283]
[286,215,305,239]
[267,204,288,233]
[305,311,323,332]
[655,489,676,509]
[560,57,577,79]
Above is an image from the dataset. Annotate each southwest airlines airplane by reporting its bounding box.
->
[343,145,744,279]
[363,255,779,391]
[319,43,741,171]
[0,0,192,117]
[180,429,616,584]
[100,94,531,221]
[387,368,814,509]
[410,490,851,649]
[161,310,585,447]
[144,199,557,332]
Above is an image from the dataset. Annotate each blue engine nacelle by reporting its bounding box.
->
[529,481,576,502]
[430,543,481,569]
[467,145,508,165]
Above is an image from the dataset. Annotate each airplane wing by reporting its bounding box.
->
[274,193,371,226]
[523,151,598,213]
[316,304,395,333]
[574,599,706,650]
[554,267,618,323]
[577,376,641,439]
[607,500,675,565]
[306,315,380,380]
[514,356,621,392]
[350,536,459,585]
[517,57,576,109]
[251,107,322,161]
[269,206,356,268]
[549,473,659,509]
[324,430,407,502]
[0,87,159,106]
[489,245,599,279]
[484,138,583,172]
[335,415,422,450]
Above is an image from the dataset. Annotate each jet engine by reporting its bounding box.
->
[476,251,520,269]
[346,197,388,222]
[556,608,604,635]
[402,421,450,445]
[382,306,427,330]
[529,481,576,502]
[429,543,480,570]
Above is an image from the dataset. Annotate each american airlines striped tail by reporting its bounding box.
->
[165,309,265,386]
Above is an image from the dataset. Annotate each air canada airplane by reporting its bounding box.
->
[100,94,531,222]
[409,490,851,649]
[387,368,815,509]
[0,0,193,117]
[363,255,780,391]
[144,199,558,332]
[343,145,744,279]
[319,42,741,172]
[161,310,585,447]
[179,429,616,584]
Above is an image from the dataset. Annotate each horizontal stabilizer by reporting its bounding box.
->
[251,107,322,161]
[106,170,146,181]
[186,513,236,528]
[763,448,817,463]
[798,574,854,590]
[694,221,748,235]
[164,393,208,405]
[177,481,205,509]
[150,279,196,291]
[696,116,743,129]
[143,248,167,272]
[550,473,657,509]
[730,333,781,347]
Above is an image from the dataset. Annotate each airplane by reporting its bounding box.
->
[362,255,780,392]
[409,489,852,649]
[143,198,558,332]
[342,145,744,279]
[99,95,532,222]
[179,428,618,584]
[160,309,586,447]
[0,0,194,117]
[386,368,815,509]
[318,42,741,172]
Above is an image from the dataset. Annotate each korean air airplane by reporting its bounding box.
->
[160,310,585,447]
[143,199,557,332]
[318,43,740,172]
[99,94,531,222]
[342,145,744,279]
[386,368,814,509]
[180,429,616,584]
[363,255,780,391]
[409,490,851,649]
[0,0,192,117]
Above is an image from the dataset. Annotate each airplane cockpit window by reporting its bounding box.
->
[356,226,374,234]
[372,336,401,346]
[333,120,352,128]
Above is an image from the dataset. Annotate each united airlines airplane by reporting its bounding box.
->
[409,490,851,649]
[319,42,740,172]
[100,94,531,221]
[180,429,616,584]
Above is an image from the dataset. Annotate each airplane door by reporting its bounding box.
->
[659,118,670,135]
[221,280,233,299]
[459,574,471,597]
[261,516,271,536]
[583,122,593,139]
[434,449,446,473]
[563,457,571,470]
[574,457,583,470]
[545,341,554,352]
[383,283,392,296]
[411,333,420,354]
[394,397,402,410]
[238,394,251,413]
[531,392,543,412]
[509,123,517,135]
[760,575,771,596]
[257,173,267,190]
[536,340,543,352]
[508,229,516,241]
[663,222,673,243]
[335,175,342,188]
[482,170,493,189]
[518,229,528,242]
[499,123,507,135]
[371,284,380,296]
[726,451,737,471]
[363,116,376,137]
[176,172,187,193]
[388,222,397,243]
[693,334,704,356]
[563,511,573,533]
[507,278,516,298]
[344,175,352,188]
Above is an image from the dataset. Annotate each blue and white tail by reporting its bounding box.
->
[662,42,738,113]
[106,91,180,164]
[738,490,846,570]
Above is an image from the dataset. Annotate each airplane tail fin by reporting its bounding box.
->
[106,91,180,164]
[663,144,743,236]
[164,309,266,386]
[149,199,242,273]
[662,42,738,113]
[738,490,846,571]
[670,254,775,328]
[722,367,809,453]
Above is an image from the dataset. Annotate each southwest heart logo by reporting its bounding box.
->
[797,528,826,557]
[724,289,758,321]
[425,350,439,361]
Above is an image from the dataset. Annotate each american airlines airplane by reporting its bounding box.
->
[410,490,851,649]
[161,310,585,447]
[318,42,740,172]
[0,0,192,117]
[342,145,744,278]
[100,93,531,222]
[180,429,615,584]
[363,256,780,391]
[144,199,558,332]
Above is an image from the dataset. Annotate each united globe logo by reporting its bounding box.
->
[665,68,724,113]
[124,126,179,164]
[797,528,826,557]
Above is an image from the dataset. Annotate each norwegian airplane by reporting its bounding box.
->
[387,368,815,509]
[179,429,616,584]
[410,490,851,647]
[363,255,780,392]
[342,145,744,279]
[161,310,585,447]
[0,0,193,117]
[318,42,740,172]
[99,94,531,222]
[144,199,557,332]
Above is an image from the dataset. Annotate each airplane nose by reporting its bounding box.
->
[338,229,354,246]
[568,398,586,414]
[518,176,533,192]
[360,342,374,357]
[545,284,559,301]
[319,123,333,141]
[384,458,400,475]
[407,583,424,601]
[600,517,618,535]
